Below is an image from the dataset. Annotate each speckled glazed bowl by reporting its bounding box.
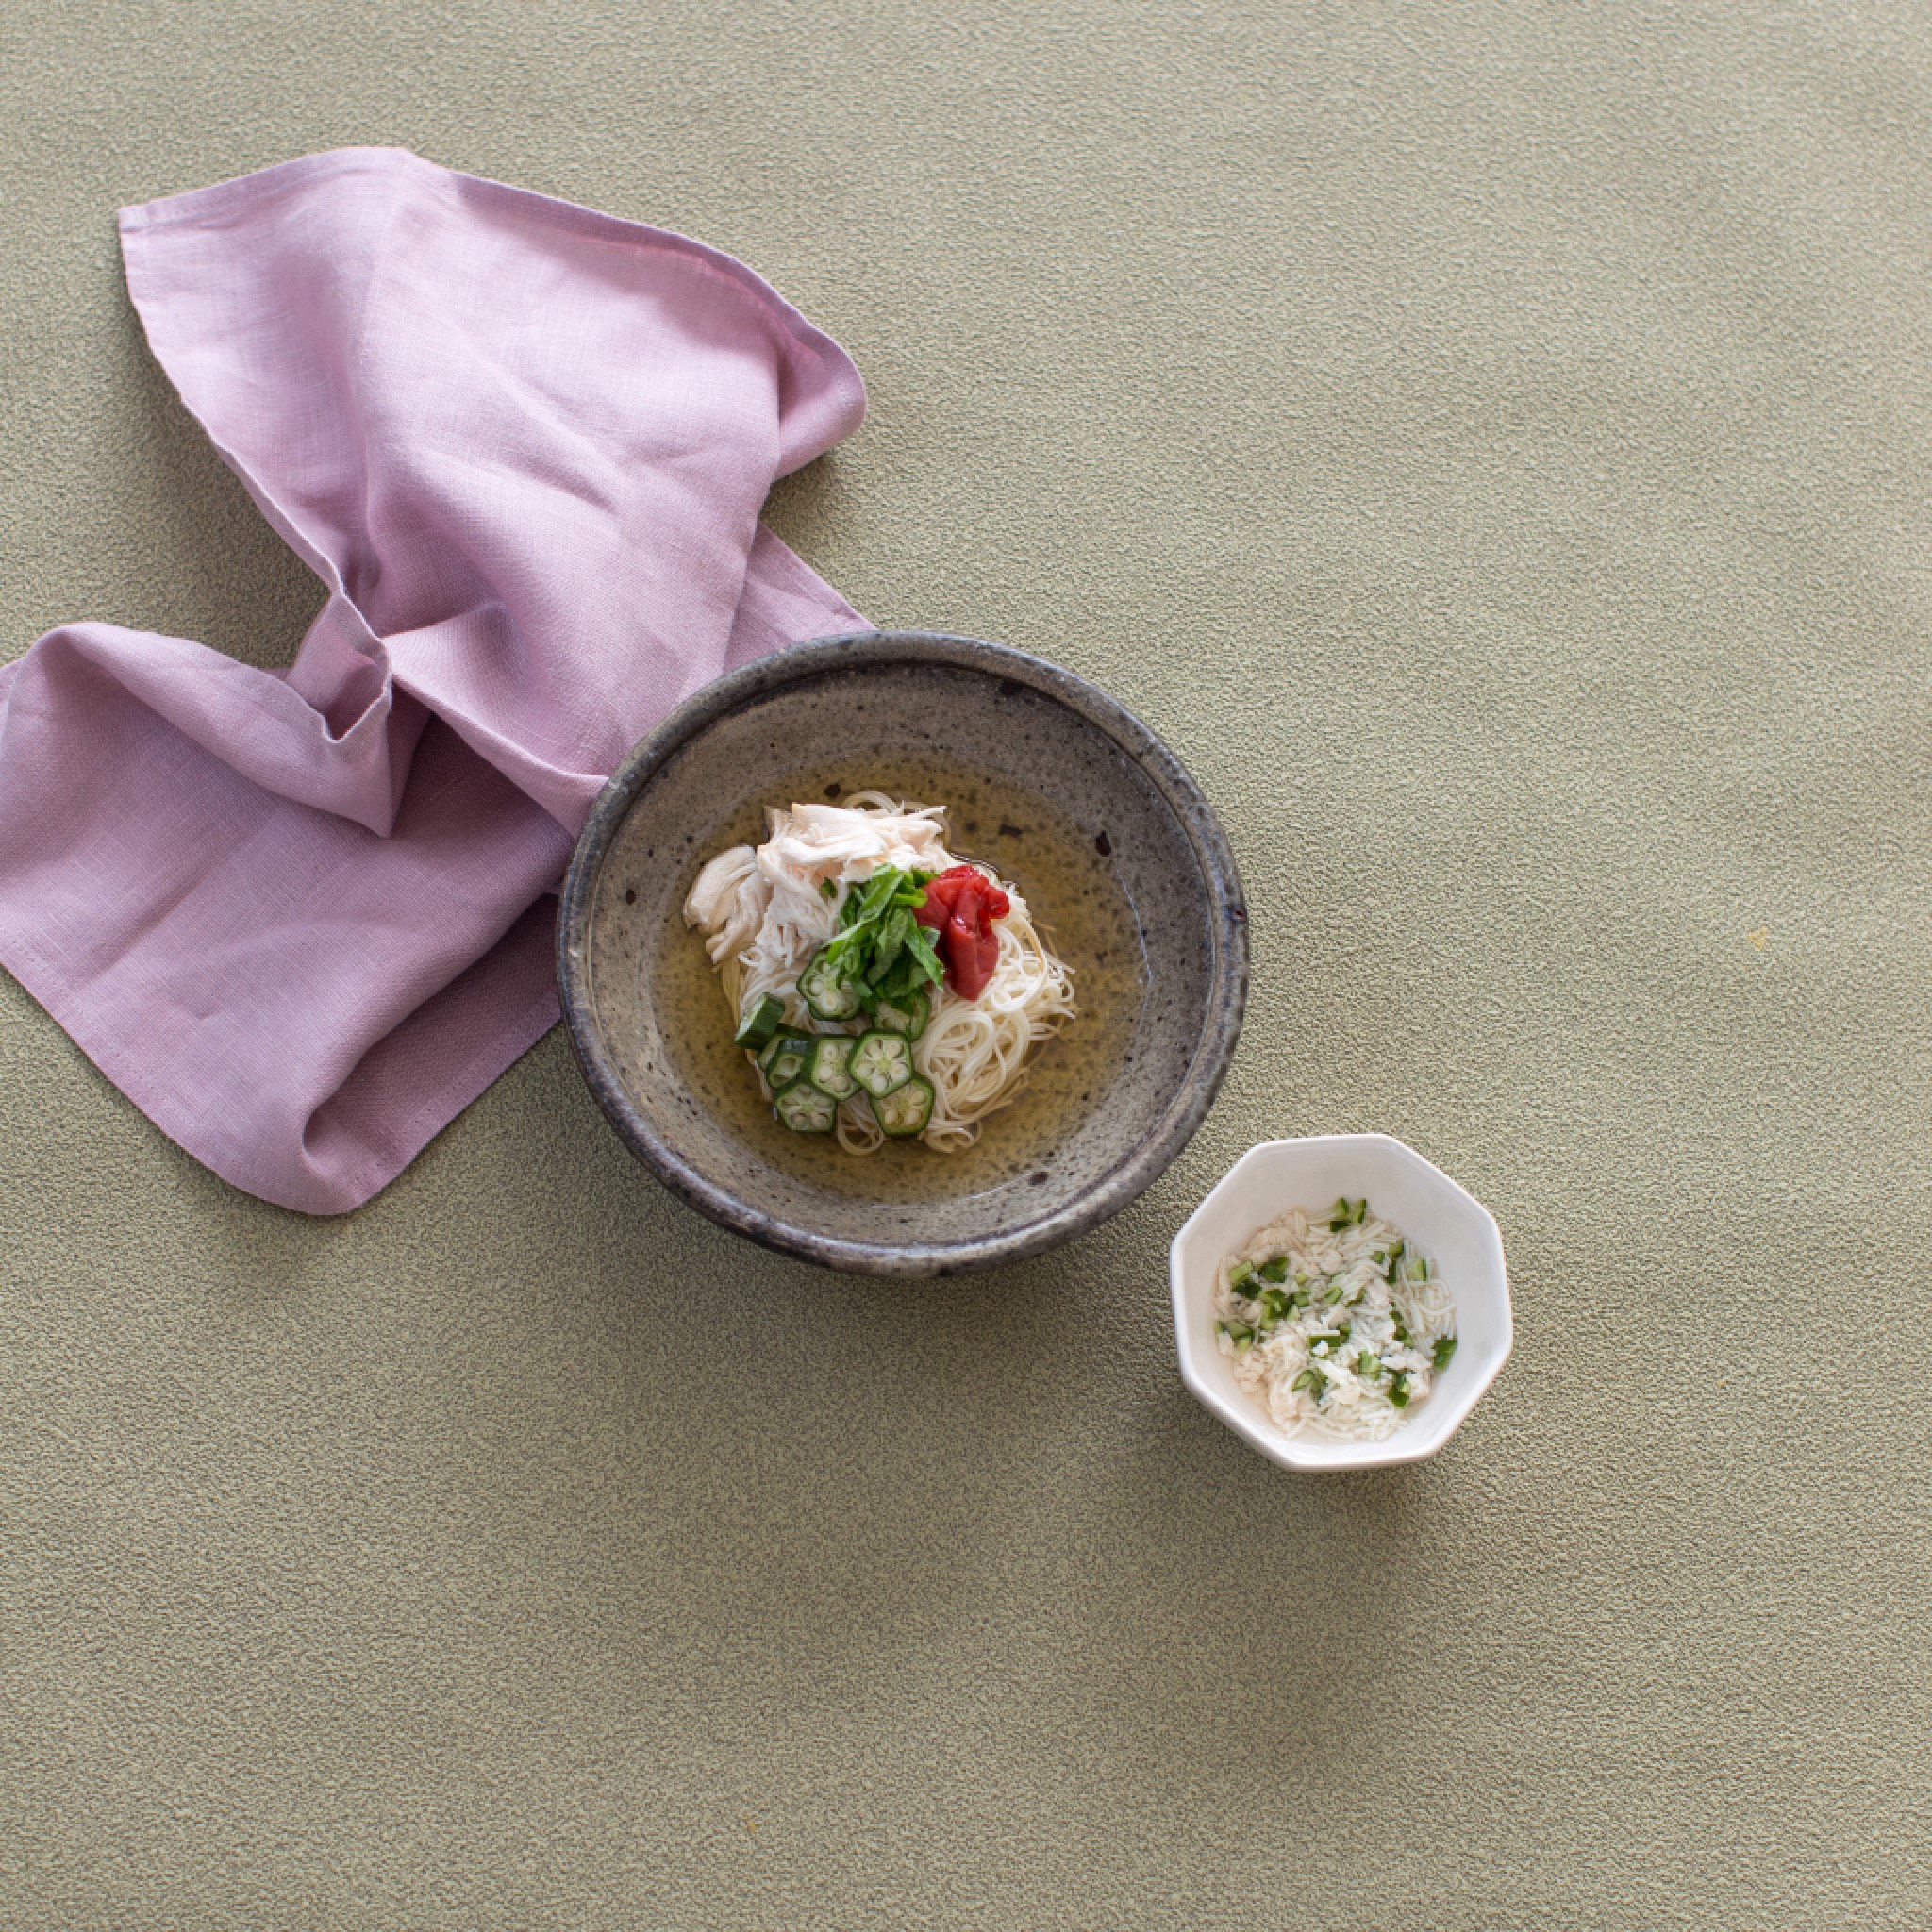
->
[556,630,1247,1274]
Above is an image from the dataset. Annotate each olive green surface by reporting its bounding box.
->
[2,5,1925,1927]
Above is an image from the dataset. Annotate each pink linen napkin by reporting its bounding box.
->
[0,148,868,1212]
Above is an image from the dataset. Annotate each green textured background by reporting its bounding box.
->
[2,4,1926,1926]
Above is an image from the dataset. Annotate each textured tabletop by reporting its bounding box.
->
[3,5,1926,1927]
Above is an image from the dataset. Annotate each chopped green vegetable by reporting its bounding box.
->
[1389,1373,1411,1408]
[808,1035,859,1100]
[1219,1321,1256,1354]
[863,906,916,988]
[872,1075,936,1137]
[774,1082,836,1133]
[1228,1260,1257,1295]
[1432,1334,1458,1373]
[871,990,929,1040]
[1324,1282,1347,1305]
[1356,1351,1381,1378]
[1257,1257,1290,1284]
[850,1030,914,1099]
[799,945,864,1021]
[1291,1365,1329,1401]
[731,993,785,1053]
[1257,1288,1291,1324]
[758,1032,813,1091]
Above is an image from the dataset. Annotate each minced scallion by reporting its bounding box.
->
[1213,1199,1457,1441]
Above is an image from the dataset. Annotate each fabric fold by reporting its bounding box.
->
[0,148,868,1212]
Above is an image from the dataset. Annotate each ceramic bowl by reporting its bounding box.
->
[557,630,1247,1275]
[1171,1134,1510,1470]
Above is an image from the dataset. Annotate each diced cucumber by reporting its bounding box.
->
[849,1030,914,1099]
[808,1036,859,1100]
[872,1075,935,1138]
[774,1082,837,1133]
[1257,1256,1290,1284]
[871,990,929,1040]
[1228,1260,1257,1295]
[799,946,864,1022]
[732,993,785,1053]
[1432,1334,1457,1373]
[758,1032,813,1091]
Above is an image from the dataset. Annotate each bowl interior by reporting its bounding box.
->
[1173,1137,1510,1469]
[570,643,1241,1271]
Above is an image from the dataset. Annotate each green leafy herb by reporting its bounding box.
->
[811,868,940,1015]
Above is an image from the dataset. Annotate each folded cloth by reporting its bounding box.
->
[0,148,868,1213]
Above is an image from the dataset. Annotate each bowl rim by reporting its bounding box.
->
[555,628,1250,1275]
[1168,1132,1512,1470]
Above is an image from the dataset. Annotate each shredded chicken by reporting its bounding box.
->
[682,845,767,964]
[684,796,951,973]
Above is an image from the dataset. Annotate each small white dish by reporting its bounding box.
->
[1171,1134,1511,1472]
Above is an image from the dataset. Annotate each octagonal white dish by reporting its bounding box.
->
[1171,1134,1511,1472]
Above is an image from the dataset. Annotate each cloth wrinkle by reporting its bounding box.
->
[0,147,868,1213]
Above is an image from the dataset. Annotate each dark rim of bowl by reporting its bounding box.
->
[555,630,1249,1275]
